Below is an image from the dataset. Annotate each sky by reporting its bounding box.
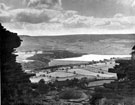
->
[0,0,135,36]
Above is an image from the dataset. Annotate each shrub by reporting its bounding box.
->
[59,89,83,99]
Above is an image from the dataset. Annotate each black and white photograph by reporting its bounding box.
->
[1,0,135,105]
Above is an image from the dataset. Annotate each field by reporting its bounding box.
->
[30,58,117,83]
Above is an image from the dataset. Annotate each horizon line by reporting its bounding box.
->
[19,33,135,37]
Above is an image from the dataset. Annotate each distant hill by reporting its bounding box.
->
[17,34,135,55]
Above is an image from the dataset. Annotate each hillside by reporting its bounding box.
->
[17,34,135,55]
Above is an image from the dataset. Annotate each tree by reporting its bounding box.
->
[1,23,34,105]
[38,79,49,94]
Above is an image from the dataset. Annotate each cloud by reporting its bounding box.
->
[23,0,30,5]
[3,21,135,36]
[113,14,135,26]
[27,0,62,10]
[1,3,135,31]
[50,11,94,28]
[13,9,50,23]
[116,0,135,7]
[97,14,135,30]
[0,3,12,22]
[0,3,11,10]
[0,5,62,23]
[114,13,124,18]
[1,6,135,33]
[132,0,135,7]
[0,13,11,22]
[0,1,135,35]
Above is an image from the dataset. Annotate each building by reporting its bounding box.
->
[131,45,135,62]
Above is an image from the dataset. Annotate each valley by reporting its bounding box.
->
[14,34,135,105]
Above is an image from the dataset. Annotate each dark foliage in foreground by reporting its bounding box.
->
[59,89,83,99]
[1,23,40,105]
[90,46,135,105]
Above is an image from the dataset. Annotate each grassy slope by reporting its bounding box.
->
[18,34,135,55]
